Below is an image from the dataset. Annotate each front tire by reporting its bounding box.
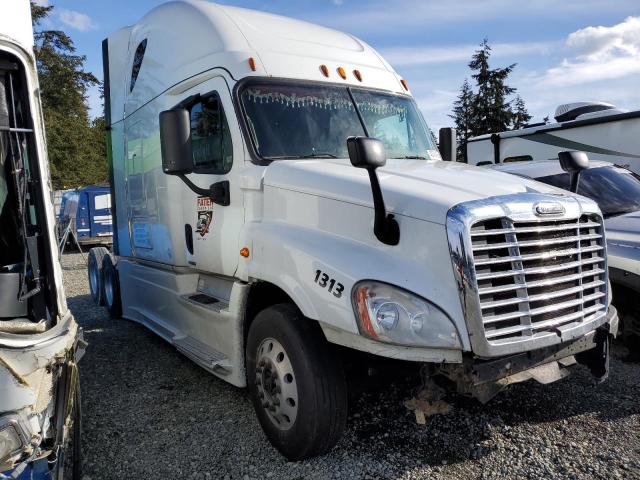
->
[101,254,122,318]
[55,376,82,480]
[246,304,347,460]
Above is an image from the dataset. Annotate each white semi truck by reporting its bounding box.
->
[92,0,618,460]
[1,1,83,477]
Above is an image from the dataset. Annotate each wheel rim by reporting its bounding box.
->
[255,337,298,431]
[88,259,99,297]
[104,267,114,307]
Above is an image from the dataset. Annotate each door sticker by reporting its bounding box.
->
[196,196,214,238]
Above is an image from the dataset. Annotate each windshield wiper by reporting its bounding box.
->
[397,155,427,160]
[264,153,339,160]
[301,153,338,158]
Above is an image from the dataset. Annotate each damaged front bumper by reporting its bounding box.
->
[436,306,619,403]
[0,312,85,477]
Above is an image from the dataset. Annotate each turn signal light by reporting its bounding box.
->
[320,64,329,77]
[248,57,257,71]
[337,66,347,79]
[240,247,250,258]
[353,69,362,82]
[355,286,378,339]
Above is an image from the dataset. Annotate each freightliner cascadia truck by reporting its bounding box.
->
[1,1,83,477]
[91,0,619,460]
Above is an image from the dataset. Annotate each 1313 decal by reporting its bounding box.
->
[314,269,344,298]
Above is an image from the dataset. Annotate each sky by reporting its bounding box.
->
[33,0,640,131]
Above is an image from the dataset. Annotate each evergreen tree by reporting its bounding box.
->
[449,78,475,143]
[31,2,107,189]
[512,95,532,129]
[469,39,516,135]
[450,39,535,145]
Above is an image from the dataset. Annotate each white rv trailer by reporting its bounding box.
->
[0,1,83,477]
[95,0,618,460]
[466,101,640,173]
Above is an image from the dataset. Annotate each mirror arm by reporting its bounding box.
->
[177,175,230,206]
[367,169,399,246]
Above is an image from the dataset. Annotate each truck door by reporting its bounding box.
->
[76,191,90,240]
[92,191,112,238]
[179,77,244,277]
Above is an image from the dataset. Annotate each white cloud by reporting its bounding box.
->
[58,9,96,32]
[540,16,640,87]
[567,16,640,60]
[382,42,554,68]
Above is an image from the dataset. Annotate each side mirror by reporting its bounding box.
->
[347,137,399,246]
[347,136,386,169]
[158,108,230,206]
[160,108,193,175]
[439,127,457,162]
[558,151,589,193]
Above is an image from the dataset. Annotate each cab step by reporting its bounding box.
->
[173,335,232,374]
[179,292,228,312]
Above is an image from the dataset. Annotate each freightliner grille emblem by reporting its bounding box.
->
[534,201,565,216]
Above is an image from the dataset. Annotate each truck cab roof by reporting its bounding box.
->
[110,0,407,122]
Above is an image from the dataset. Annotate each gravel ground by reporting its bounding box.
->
[60,253,640,480]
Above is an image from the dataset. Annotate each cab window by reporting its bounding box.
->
[190,94,233,174]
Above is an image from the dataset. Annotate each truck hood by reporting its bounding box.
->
[263,158,564,224]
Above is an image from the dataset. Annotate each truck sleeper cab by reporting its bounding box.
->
[95,0,618,460]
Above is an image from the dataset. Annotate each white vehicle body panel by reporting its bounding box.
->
[1,1,80,473]
[467,112,640,174]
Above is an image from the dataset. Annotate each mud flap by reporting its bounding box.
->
[576,327,610,382]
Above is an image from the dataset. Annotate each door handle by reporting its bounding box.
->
[184,224,194,255]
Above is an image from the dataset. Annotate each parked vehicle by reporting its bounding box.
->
[58,186,113,246]
[490,158,640,350]
[466,101,640,174]
[92,0,618,460]
[1,1,83,478]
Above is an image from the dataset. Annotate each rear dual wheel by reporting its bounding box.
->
[87,247,108,305]
[101,254,122,319]
[246,304,347,460]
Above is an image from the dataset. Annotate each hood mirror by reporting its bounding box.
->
[558,151,589,193]
[347,137,399,246]
[438,127,457,162]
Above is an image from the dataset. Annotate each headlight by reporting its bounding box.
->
[352,281,461,348]
[0,421,25,466]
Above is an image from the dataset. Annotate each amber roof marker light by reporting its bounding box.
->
[337,66,347,79]
[248,57,257,71]
[353,69,362,82]
[400,79,409,91]
[320,64,330,77]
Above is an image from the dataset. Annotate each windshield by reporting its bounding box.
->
[537,166,640,217]
[240,81,437,160]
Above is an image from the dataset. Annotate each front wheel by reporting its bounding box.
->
[246,304,347,460]
[55,377,82,480]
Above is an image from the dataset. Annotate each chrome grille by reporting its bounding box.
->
[469,214,607,345]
